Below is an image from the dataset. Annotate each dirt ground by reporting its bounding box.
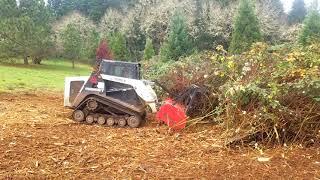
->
[0,92,319,179]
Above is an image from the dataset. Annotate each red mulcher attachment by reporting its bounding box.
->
[156,98,187,130]
[156,85,203,130]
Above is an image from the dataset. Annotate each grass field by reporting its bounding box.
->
[0,59,91,91]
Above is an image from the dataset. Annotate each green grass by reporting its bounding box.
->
[0,59,91,91]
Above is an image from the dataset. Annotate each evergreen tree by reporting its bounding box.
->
[160,10,192,61]
[61,23,82,68]
[299,10,320,45]
[126,15,146,61]
[229,0,262,54]
[108,32,129,61]
[0,0,20,59]
[20,0,53,64]
[0,0,53,64]
[288,0,307,24]
[193,0,214,50]
[143,38,155,60]
[0,0,18,21]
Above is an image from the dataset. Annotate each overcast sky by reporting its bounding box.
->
[281,0,318,12]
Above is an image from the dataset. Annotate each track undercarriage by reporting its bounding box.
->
[72,97,145,128]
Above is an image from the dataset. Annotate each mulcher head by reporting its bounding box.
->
[156,85,204,130]
[156,98,187,130]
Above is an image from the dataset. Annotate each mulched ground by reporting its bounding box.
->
[0,92,319,179]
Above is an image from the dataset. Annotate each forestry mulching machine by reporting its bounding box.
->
[64,59,203,130]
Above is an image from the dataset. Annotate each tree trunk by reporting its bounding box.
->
[72,59,75,69]
[23,56,28,65]
[32,57,42,65]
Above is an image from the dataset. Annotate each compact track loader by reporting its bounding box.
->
[64,60,157,128]
[64,59,204,130]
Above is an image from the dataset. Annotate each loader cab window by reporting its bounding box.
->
[100,60,140,80]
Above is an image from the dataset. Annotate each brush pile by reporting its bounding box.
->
[143,42,320,145]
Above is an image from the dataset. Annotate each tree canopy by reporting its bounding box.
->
[0,0,53,64]
[1,0,318,64]
[61,23,82,68]
[48,0,137,22]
